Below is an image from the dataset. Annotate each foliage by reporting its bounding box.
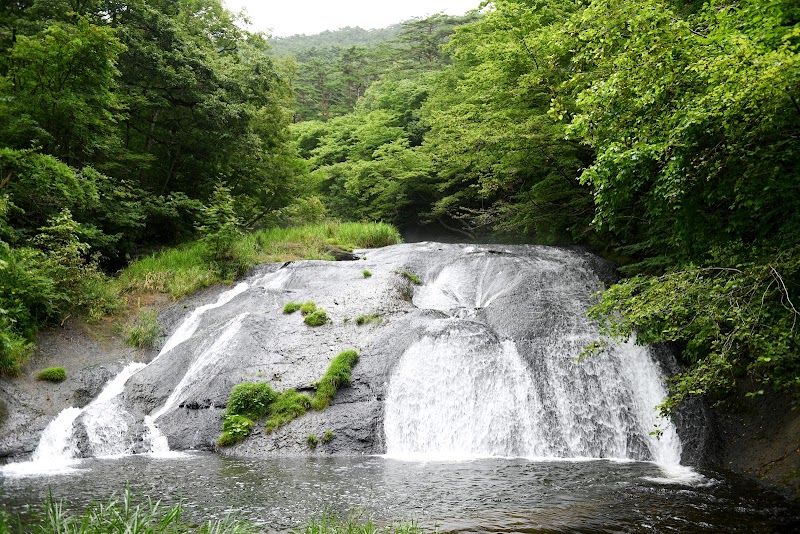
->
[355,314,381,326]
[293,512,428,534]
[400,270,421,285]
[126,311,161,349]
[590,247,800,413]
[304,309,329,327]
[362,270,372,278]
[226,382,277,421]
[265,390,313,433]
[284,302,303,314]
[0,488,257,533]
[300,302,318,316]
[312,350,359,410]
[35,367,66,382]
[322,430,334,443]
[306,433,318,449]
[117,222,401,299]
[197,184,246,280]
[217,414,255,447]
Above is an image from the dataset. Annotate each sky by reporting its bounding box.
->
[223,1,482,37]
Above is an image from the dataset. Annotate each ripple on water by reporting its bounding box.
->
[0,453,798,533]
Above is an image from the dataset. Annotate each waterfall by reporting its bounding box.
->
[1,362,145,476]
[384,246,685,466]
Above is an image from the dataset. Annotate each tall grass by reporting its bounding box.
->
[0,488,256,533]
[0,494,431,534]
[119,222,401,299]
[294,512,429,534]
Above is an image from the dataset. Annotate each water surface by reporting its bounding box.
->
[1,454,798,532]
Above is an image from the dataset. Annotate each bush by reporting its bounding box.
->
[283,302,302,314]
[322,429,334,443]
[217,414,254,447]
[300,301,317,315]
[304,309,328,327]
[126,311,161,349]
[362,269,372,278]
[36,366,67,382]
[312,350,359,410]
[226,382,277,420]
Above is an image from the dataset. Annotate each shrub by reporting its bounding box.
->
[265,390,312,433]
[307,433,318,449]
[312,350,359,410]
[355,313,381,326]
[300,301,317,315]
[283,301,302,314]
[36,366,67,382]
[400,269,421,285]
[322,429,334,443]
[126,310,161,349]
[362,270,372,278]
[226,382,277,420]
[217,414,254,447]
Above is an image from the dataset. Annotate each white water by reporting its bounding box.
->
[386,247,687,476]
[156,282,249,358]
[1,362,145,476]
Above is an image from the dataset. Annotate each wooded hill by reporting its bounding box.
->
[0,0,798,414]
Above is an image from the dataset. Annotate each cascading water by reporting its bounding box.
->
[384,246,685,468]
[1,362,145,475]
[3,243,699,480]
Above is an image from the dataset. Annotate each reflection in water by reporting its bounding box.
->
[1,454,798,533]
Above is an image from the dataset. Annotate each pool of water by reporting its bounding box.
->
[1,453,798,532]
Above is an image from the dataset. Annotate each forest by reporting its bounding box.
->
[0,0,798,415]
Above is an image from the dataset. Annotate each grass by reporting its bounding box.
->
[312,350,359,411]
[355,314,381,326]
[0,491,431,533]
[322,430,334,444]
[400,270,421,285]
[117,222,401,301]
[265,390,313,433]
[217,414,255,447]
[300,301,317,315]
[307,433,318,449]
[284,302,302,314]
[125,310,161,349]
[0,488,257,533]
[362,269,372,278]
[295,512,429,534]
[35,367,66,382]
[304,309,329,327]
[220,350,360,441]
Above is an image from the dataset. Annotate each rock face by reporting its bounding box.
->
[2,243,705,466]
[116,243,692,463]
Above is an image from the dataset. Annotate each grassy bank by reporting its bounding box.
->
[118,222,401,299]
[0,222,400,376]
[0,491,430,533]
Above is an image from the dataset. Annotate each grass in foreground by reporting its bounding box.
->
[0,491,431,533]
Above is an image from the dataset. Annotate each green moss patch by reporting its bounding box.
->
[304,308,329,327]
[218,350,360,444]
[312,350,359,411]
[36,366,67,382]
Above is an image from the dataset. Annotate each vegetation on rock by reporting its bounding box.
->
[218,350,359,444]
[35,367,67,383]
